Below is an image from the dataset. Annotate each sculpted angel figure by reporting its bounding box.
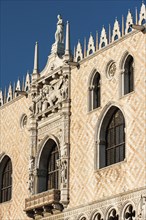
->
[55,14,64,43]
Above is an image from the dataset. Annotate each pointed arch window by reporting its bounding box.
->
[0,157,12,203]
[123,55,134,95]
[89,72,101,111]
[47,144,59,190]
[38,139,59,193]
[99,107,125,168]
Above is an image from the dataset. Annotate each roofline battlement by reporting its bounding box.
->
[74,2,146,62]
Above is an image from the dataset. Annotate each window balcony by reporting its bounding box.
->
[24,189,63,219]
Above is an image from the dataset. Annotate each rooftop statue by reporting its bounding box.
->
[55,14,64,43]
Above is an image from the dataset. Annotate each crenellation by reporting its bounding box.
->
[125,10,133,34]
[74,3,145,63]
[139,2,146,25]
[112,18,121,42]
[7,83,13,102]
[87,33,95,56]
[75,41,83,62]
[99,27,108,49]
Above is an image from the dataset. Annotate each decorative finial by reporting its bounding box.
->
[135,7,138,24]
[84,37,87,58]
[74,46,76,58]
[33,41,39,75]
[109,24,111,43]
[64,20,71,60]
[96,31,98,51]
[122,15,124,36]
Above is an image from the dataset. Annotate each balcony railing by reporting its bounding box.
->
[24,189,63,218]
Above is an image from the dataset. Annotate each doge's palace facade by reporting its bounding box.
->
[0,3,146,220]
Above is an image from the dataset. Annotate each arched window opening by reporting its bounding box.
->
[0,157,12,203]
[25,86,29,92]
[114,34,118,41]
[106,109,125,166]
[101,42,105,48]
[93,213,103,220]
[141,19,145,25]
[89,72,100,111]
[77,56,81,62]
[108,209,119,220]
[124,55,134,95]
[124,204,135,220]
[38,139,59,193]
[128,27,132,33]
[7,97,11,102]
[99,107,125,168]
[47,144,59,190]
[89,49,93,55]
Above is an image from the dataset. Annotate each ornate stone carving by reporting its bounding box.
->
[108,62,116,78]
[106,61,116,79]
[57,158,68,186]
[108,209,119,220]
[124,204,135,219]
[28,156,35,194]
[30,76,69,118]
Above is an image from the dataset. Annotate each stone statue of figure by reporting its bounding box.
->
[55,14,64,43]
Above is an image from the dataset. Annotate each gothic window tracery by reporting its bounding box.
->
[106,109,125,166]
[108,209,119,220]
[124,204,136,220]
[99,106,125,168]
[92,212,103,220]
[38,139,60,193]
[0,157,12,203]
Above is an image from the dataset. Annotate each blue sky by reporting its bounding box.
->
[0,0,143,91]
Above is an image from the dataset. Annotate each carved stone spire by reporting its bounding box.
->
[84,37,87,58]
[109,24,111,43]
[32,42,39,82]
[96,31,98,51]
[135,7,138,24]
[33,42,39,74]
[0,90,3,106]
[7,83,13,102]
[4,87,6,104]
[122,15,124,36]
[64,21,71,60]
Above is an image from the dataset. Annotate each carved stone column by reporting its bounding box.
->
[28,114,38,195]
[59,64,71,207]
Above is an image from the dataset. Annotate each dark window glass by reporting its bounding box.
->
[93,72,100,109]
[106,109,125,166]
[124,55,134,95]
[77,56,81,62]
[101,42,105,48]
[47,144,59,190]
[141,19,145,25]
[0,159,12,203]
[89,49,93,55]
[128,27,132,33]
[114,34,118,41]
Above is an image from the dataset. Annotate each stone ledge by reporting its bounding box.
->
[24,189,63,219]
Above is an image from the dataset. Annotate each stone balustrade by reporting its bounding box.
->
[24,189,63,219]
